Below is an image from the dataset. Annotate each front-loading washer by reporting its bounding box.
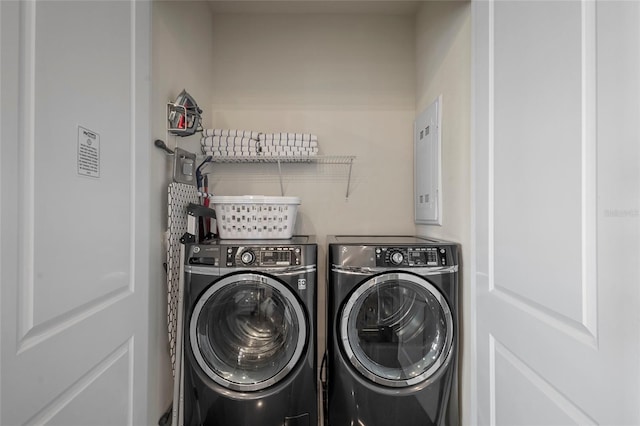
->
[182,236,317,426]
[327,235,459,426]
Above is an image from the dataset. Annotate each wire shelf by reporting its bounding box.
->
[154,139,356,198]
[207,155,355,165]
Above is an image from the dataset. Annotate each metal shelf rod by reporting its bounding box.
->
[277,159,284,196]
[346,157,354,199]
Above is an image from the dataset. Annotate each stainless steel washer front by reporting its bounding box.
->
[189,272,307,392]
[328,236,460,426]
[339,272,454,388]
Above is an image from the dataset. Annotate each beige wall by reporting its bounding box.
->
[415,1,471,424]
[150,1,215,421]
[208,12,417,366]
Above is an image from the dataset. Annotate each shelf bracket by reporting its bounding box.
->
[346,157,354,199]
[277,159,284,196]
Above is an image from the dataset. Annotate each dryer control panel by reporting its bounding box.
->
[225,246,303,267]
[375,246,448,267]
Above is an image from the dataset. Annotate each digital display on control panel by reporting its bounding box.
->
[426,248,439,265]
[375,246,445,267]
[408,250,425,265]
[408,250,424,265]
[260,250,291,266]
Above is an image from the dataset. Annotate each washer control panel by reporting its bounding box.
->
[375,246,448,267]
[226,246,302,267]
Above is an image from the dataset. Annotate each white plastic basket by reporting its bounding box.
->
[210,195,301,239]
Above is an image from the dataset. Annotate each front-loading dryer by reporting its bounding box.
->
[182,236,317,426]
[327,235,459,426]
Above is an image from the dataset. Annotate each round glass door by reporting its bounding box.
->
[340,272,454,387]
[190,273,307,392]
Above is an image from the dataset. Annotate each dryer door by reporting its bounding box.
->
[340,272,454,388]
[190,272,307,392]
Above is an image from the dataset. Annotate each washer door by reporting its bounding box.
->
[340,272,454,388]
[190,273,307,392]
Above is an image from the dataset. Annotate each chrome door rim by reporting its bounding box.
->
[190,273,307,392]
[339,272,454,388]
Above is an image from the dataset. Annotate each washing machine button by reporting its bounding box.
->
[390,251,405,266]
[240,250,255,265]
[438,248,447,266]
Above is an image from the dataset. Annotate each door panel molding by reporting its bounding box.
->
[17,0,137,347]
[578,0,597,342]
[17,286,132,354]
[489,335,597,426]
[22,338,133,426]
[17,0,37,344]
[486,0,598,343]
[128,0,139,296]
[490,286,597,348]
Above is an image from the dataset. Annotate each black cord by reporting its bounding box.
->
[195,156,212,190]
[157,404,172,426]
[320,352,328,426]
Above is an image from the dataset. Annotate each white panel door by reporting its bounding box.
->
[473,1,640,425]
[1,1,150,425]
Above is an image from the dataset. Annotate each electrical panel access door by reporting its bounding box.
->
[414,96,442,225]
